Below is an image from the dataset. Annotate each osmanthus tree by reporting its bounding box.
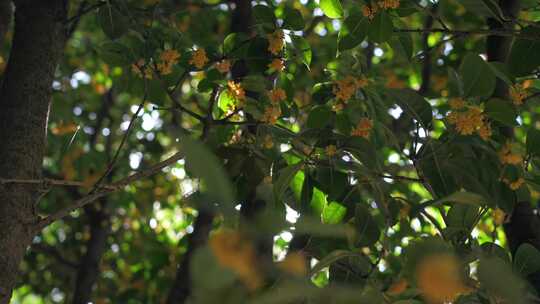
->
[1,0,540,303]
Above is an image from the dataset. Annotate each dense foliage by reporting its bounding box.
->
[3,0,540,303]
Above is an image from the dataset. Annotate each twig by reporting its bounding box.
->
[90,82,148,192]
[0,177,116,190]
[413,1,449,30]
[394,28,531,39]
[31,243,78,269]
[34,150,185,230]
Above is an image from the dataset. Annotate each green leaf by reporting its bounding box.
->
[282,7,305,31]
[352,204,381,247]
[460,0,504,19]
[223,32,250,58]
[435,191,485,205]
[306,105,332,129]
[389,33,413,60]
[253,5,276,26]
[460,53,496,98]
[446,204,479,230]
[367,12,394,43]
[514,243,540,276]
[322,202,347,224]
[338,12,368,51]
[310,250,366,275]
[478,257,526,303]
[98,42,132,66]
[97,5,129,40]
[183,137,235,204]
[508,26,540,77]
[387,89,432,129]
[527,128,540,156]
[291,35,312,69]
[274,163,304,202]
[484,98,517,126]
[487,62,514,85]
[319,0,343,18]
[447,67,464,97]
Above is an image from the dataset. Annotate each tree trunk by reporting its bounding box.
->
[0,2,67,302]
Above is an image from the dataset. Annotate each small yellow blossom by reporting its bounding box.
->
[493,208,506,225]
[351,118,373,139]
[325,145,338,157]
[157,49,180,75]
[215,59,231,73]
[189,48,209,69]
[268,88,287,104]
[263,176,273,184]
[447,104,490,140]
[498,143,523,165]
[503,177,525,190]
[362,5,378,20]
[209,230,263,290]
[227,81,246,103]
[262,105,282,124]
[333,76,361,101]
[132,59,153,79]
[387,278,408,295]
[267,30,285,55]
[378,0,400,9]
[332,101,345,112]
[51,122,78,136]
[356,76,369,88]
[416,254,470,303]
[449,98,466,110]
[509,83,528,105]
[263,135,274,149]
[278,252,307,276]
[268,58,285,72]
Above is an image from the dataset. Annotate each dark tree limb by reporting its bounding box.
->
[0,2,68,302]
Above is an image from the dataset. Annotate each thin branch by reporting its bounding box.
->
[31,243,78,269]
[413,1,449,30]
[0,178,116,190]
[33,150,185,231]
[394,27,533,39]
[66,1,107,25]
[90,83,148,192]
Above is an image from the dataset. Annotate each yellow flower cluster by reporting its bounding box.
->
[333,76,368,101]
[132,59,153,79]
[227,80,246,103]
[509,83,528,105]
[263,135,274,149]
[378,0,400,9]
[268,88,287,104]
[446,100,491,140]
[268,58,285,72]
[387,279,408,295]
[492,208,506,225]
[209,230,263,290]
[362,0,399,20]
[325,145,337,157]
[503,177,525,190]
[415,254,470,303]
[351,118,373,139]
[277,252,307,276]
[498,143,523,165]
[189,48,209,69]
[267,30,285,55]
[262,105,282,125]
[215,59,231,74]
[157,49,180,75]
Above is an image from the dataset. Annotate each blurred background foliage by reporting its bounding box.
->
[2,0,540,303]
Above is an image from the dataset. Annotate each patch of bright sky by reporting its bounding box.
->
[388,105,403,119]
[374,47,384,57]
[286,204,300,223]
[129,152,143,169]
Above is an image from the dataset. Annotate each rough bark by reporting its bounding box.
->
[0,1,67,302]
[0,0,11,46]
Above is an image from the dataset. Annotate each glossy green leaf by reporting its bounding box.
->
[319,0,343,18]
[460,53,496,98]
